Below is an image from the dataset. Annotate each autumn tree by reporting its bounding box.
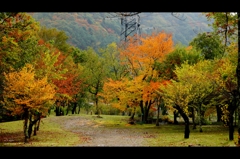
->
[160,79,193,138]
[33,40,70,116]
[160,60,218,138]
[179,60,218,132]
[37,26,70,53]
[213,42,238,140]
[99,42,129,81]
[204,12,239,143]
[189,32,225,59]
[154,45,203,123]
[0,12,41,121]
[101,31,173,123]
[81,47,108,116]
[2,64,55,143]
[52,55,83,115]
[204,12,237,47]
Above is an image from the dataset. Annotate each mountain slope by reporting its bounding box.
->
[31,12,212,50]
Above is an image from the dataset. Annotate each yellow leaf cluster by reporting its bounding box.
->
[2,64,56,115]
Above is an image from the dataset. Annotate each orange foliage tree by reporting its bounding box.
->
[52,56,83,115]
[2,64,55,143]
[102,31,174,123]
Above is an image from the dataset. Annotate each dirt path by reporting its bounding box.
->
[48,116,151,147]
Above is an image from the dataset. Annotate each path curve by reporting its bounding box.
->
[48,116,151,147]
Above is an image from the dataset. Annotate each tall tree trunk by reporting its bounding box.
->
[198,104,203,132]
[36,116,41,131]
[55,106,60,116]
[229,111,234,140]
[156,104,160,126]
[235,109,237,127]
[78,105,81,114]
[28,114,40,138]
[216,105,222,122]
[144,106,148,123]
[130,107,136,120]
[23,109,29,143]
[34,113,41,135]
[175,105,190,139]
[28,121,34,139]
[72,102,77,114]
[191,107,196,129]
[173,110,179,124]
[95,94,100,117]
[66,103,70,115]
[34,122,37,136]
[140,100,144,122]
[128,107,136,124]
[144,100,152,123]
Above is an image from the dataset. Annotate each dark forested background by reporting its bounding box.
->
[30,12,212,50]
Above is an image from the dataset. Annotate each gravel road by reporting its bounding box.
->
[48,116,152,147]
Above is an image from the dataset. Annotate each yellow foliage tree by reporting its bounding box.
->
[2,64,56,143]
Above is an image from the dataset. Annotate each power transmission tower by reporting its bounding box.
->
[119,13,141,43]
[107,12,141,45]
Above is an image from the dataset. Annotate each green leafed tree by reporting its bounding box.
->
[81,47,108,116]
[189,32,225,60]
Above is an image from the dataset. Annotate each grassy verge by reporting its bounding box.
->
[0,116,82,147]
[87,114,238,146]
[0,114,238,147]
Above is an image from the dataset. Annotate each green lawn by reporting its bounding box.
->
[0,114,238,147]
[0,116,81,147]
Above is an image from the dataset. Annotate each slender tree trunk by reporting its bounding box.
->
[34,113,41,135]
[198,104,203,132]
[229,111,234,140]
[55,106,60,116]
[36,116,41,131]
[95,94,100,117]
[23,109,29,143]
[48,108,51,116]
[60,102,65,116]
[175,105,190,139]
[128,107,136,124]
[66,103,70,115]
[78,105,81,114]
[173,110,179,124]
[28,114,39,138]
[72,102,77,114]
[28,121,34,139]
[235,109,237,127]
[156,104,160,126]
[34,122,37,136]
[143,105,148,123]
[216,105,222,122]
[130,107,136,120]
[140,100,144,122]
[191,107,196,130]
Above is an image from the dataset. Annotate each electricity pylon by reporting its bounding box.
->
[106,12,141,45]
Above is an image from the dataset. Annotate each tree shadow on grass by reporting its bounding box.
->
[0,131,24,145]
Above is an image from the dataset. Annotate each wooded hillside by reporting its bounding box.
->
[31,12,212,50]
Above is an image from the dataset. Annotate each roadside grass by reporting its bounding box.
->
[0,113,238,147]
[86,114,238,147]
[0,116,82,147]
[141,125,238,147]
